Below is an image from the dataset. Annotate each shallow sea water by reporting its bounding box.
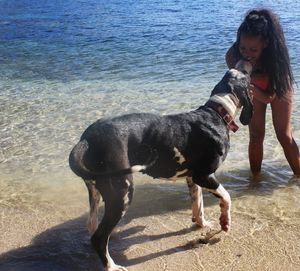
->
[0,0,300,270]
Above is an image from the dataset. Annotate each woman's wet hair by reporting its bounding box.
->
[233,9,294,97]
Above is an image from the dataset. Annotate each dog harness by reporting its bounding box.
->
[205,100,239,133]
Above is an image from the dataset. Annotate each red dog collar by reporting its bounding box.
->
[205,100,239,133]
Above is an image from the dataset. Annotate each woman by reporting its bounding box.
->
[226,8,300,177]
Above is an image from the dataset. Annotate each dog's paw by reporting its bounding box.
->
[192,217,213,228]
[219,201,231,232]
[219,213,231,232]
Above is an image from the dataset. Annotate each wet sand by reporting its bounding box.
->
[0,177,300,271]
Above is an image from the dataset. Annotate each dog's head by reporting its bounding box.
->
[211,60,253,125]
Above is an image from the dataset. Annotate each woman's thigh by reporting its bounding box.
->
[270,92,293,140]
[249,98,267,142]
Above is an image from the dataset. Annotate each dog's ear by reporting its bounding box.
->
[239,91,253,125]
[229,69,253,125]
[211,71,232,96]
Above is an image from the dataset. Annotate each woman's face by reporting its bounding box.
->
[239,34,268,65]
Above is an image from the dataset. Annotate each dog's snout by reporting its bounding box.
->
[234,59,253,75]
[228,69,246,81]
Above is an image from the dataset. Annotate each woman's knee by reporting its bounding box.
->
[276,131,293,147]
[249,130,265,145]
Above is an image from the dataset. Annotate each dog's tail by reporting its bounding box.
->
[69,140,157,179]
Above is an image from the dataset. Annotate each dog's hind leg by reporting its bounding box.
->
[84,180,101,235]
[91,175,134,271]
[195,174,231,232]
[186,177,211,228]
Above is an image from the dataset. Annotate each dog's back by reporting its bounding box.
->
[70,108,230,180]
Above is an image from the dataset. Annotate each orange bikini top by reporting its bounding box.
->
[251,68,269,91]
[251,71,269,91]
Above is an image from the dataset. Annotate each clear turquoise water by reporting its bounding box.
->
[0,1,299,270]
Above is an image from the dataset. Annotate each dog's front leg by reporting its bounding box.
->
[200,174,231,232]
[186,177,210,228]
[92,177,134,271]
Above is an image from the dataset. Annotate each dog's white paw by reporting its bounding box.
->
[192,217,213,228]
[219,212,231,232]
[220,215,231,232]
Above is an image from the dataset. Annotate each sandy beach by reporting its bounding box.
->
[1,177,299,271]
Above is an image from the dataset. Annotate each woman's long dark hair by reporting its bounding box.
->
[233,9,294,97]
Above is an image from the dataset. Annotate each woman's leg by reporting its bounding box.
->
[248,98,267,176]
[271,92,300,176]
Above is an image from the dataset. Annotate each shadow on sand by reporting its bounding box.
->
[0,168,297,271]
[0,215,101,271]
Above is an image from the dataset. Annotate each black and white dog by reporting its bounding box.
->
[69,60,253,271]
